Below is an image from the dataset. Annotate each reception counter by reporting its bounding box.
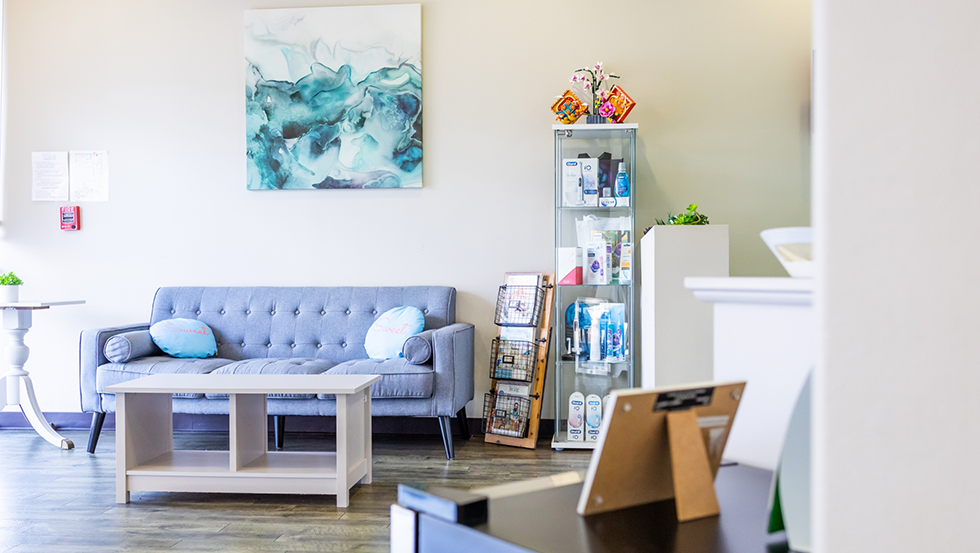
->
[684,277,813,470]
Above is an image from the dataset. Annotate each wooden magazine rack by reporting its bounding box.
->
[483,272,555,450]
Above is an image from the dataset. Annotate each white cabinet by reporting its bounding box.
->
[639,225,729,388]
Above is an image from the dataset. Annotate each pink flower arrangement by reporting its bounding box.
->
[598,101,615,118]
[570,62,620,116]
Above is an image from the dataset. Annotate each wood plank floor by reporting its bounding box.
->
[0,428,592,552]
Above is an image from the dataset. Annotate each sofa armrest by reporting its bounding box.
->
[79,323,150,413]
[429,322,475,416]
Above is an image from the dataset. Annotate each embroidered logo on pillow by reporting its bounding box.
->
[364,306,425,360]
[149,318,218,359]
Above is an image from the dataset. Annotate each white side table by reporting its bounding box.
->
[0,300,85,449]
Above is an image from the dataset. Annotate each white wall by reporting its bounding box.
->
[813,0,980,551]
[0,0,810,415]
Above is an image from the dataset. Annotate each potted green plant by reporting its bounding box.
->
[0,272,24,303]
[653,203,710,227]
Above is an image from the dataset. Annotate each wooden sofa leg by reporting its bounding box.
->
[274,415,285,450]
[456,408,471,441]
[87,412,106,454]
[438,416,455,460]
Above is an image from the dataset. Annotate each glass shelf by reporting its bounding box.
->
[553,206,632,212]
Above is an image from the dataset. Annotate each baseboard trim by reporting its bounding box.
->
[0,412,559,437]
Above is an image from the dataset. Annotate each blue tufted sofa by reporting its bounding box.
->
[79,286,475,459]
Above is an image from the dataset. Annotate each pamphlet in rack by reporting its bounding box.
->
[496,382,531,398]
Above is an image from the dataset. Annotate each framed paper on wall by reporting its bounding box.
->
[245,4,422,190]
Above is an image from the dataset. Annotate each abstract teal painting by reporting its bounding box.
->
[245,5,422,190]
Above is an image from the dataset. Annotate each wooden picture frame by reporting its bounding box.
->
[577,381,746,521]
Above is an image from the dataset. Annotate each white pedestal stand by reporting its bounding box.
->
[0,300,85,450]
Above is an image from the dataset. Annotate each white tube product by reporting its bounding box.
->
[568,391,585,441]
[572,301,582,357]
[587,305,606,362]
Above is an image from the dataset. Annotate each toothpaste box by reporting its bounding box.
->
[557,247,583,285]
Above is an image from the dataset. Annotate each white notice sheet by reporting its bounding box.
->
[31,151,70,201]
[69,150,109,202]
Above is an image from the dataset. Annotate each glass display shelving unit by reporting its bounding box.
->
[552,123,637,450]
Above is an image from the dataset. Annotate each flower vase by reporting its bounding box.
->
[1,285,19,304]
[586,115,606,124]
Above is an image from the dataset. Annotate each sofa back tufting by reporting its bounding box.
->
[149,287,457,363]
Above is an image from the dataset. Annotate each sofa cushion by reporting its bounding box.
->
[402,330,433,365]
[319,358,433,400]
[104,330,162,363]
[204,358,338,399]
[364,306,425,360]
[149,318,217,358]
[97,356,233,399]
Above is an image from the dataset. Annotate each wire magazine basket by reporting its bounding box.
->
[489,337,539,383]
[482,391,531,439]
[493,285,546,327]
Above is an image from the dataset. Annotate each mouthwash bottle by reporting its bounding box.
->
[614,162,630,207]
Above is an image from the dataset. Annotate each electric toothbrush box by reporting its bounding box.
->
[568,391,585,441]
[557,247,583,285]
[590,230,617,283]
[585,240,610,285]
[561,159,583,207]
[619,243,633,285]
[585,394,602,442]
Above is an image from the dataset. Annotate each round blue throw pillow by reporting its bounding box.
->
[364,306,425,360]
[149,318,217,358]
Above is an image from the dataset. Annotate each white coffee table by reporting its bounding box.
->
[105,373,380,507]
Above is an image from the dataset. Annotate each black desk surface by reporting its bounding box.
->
[418,464,790,553]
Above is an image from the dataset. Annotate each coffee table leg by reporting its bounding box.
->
[116,392,173,504]
[363,392,372,484]
[336,393,349,508]
[116,392,130,504]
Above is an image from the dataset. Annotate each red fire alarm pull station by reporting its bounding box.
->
[60,206,80,230]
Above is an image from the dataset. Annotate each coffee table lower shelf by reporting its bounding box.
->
[125,450,367,496]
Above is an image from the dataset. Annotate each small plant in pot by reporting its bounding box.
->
[645,204,710,235]
[0,272,24,303]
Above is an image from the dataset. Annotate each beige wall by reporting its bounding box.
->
[814,0,980,550]
[0,0,810,414]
